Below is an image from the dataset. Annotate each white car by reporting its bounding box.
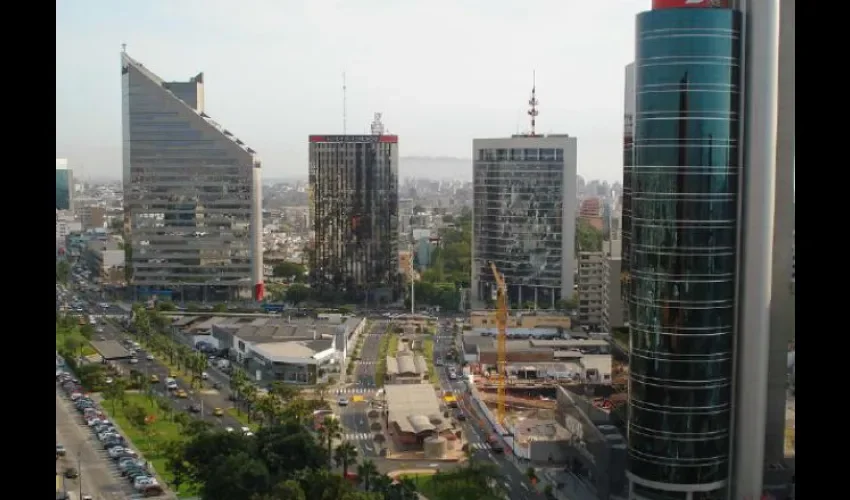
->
[201,372,209,380]
[337,397,349,406]
[225,427,234,433]
[107,447,125,459]
[146,354,154,361]
[129,358,139,365]
[134,477,157,490]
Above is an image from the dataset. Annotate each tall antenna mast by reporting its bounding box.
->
[121,43,127,53]
[343,72,347,135]
[528,70,539,136]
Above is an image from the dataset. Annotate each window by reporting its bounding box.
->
[238,340,246,351]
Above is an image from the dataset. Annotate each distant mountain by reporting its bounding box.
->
[400,156,472,181]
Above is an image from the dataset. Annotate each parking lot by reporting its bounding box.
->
[56,368,167,499]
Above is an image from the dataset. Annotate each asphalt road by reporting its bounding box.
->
[56,389,143,500]
[433,324,545,500]
[339,320,388,459]
[96,320,246,431]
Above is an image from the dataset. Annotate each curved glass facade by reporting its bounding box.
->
[627,8,742,489]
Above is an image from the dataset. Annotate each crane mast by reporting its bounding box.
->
[489,261,508,425]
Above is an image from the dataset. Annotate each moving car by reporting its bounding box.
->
[213,408,224,417]
[175,389,188,398]
[56,443,67,457]
[64,467,79,479]
[337,397,349,406]
[149,374,159,383]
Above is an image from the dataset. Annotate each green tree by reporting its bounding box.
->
[357,459,379,492]
[575,218,603,254]
[317,416,342,467]
[333,442,358,478]
[273,261,307,282]
[56,260,71,284]
[163,440,190,493]
[271,480,306,500]
[285,284,312,305]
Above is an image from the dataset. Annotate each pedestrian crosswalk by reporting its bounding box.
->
[342,432,373,441]
[356,361,379,366]
[336,387,375,394]
[469,442,491,451]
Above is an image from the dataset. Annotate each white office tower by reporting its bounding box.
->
[121,52,264,303]
[471,134,577,309]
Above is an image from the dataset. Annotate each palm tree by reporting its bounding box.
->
[333,441,358,477]
[314,381,330,403]
[357,459,379,492]
[283,397,309,424]
[242,384,259,419]
[269,381,298,403]
[256,394,283,426]
[318,416,342,466]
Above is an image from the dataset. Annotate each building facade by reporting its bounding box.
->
[308,134,400,303]
[56,159,74,211]
[472,135,577,308]
[577,251,605,329]
[628,5,743,497]
[621,63,635,327]
[121,53,263,302]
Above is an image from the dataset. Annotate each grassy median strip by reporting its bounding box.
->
[422,338,438,385]
[101,393,199,497]
[374,332,394,387]
[225,407,259,431]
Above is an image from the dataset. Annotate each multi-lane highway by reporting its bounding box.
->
[96,319,245,431]
[339,320,388,458]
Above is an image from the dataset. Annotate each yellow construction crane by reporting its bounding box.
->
[489,261,508,425]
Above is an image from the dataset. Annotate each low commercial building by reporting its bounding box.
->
[468,311,571,330]
[199,315,365,384]
[82,240,125,285]
[464,336,613,384]
[553,386,627,499]
[386,344,428,384]
[385,383,451,449]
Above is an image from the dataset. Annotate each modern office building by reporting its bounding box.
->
[56,159,74,211]
[626,1,794,499]
[471,135,577,308]
[121,53,263,302]
[307,119,400,303]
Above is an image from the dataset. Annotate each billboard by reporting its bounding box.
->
[652,0,730,9]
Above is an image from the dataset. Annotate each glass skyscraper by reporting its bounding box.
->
[56,159,73,211]
[627,6,742,499]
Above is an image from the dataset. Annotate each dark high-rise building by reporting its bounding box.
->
[626,0,795,498]
[308,132,399,303]
[56,159,73,211]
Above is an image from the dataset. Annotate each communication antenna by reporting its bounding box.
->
[343,72,347,135]
[528,71,539,136]
[121,43,127,53]
[371,113,385,135]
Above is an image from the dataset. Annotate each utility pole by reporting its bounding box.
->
[77,450,83,500]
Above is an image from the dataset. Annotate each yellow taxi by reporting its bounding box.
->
[175,389,188,399]
[149,374,160,383]
[213,408,224,417]
[169,371,178,378]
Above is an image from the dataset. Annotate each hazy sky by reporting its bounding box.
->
[56,0,649,182]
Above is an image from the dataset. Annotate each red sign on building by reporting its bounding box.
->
[652,0,729,9]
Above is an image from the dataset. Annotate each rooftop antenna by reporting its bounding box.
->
[528,70,539,136]
[371,113,385,135]
[343,72,347,135]
[121,43,127,53]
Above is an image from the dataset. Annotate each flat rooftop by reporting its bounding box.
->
[251,339,334,361]
[385,384,447,435]
[89,340,132,360]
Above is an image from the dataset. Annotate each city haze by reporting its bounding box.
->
[56,0,648,183]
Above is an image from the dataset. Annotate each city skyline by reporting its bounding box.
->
[56,0,648,183]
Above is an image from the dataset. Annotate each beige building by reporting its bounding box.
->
[577,251,605,329]
[602,239,624,331]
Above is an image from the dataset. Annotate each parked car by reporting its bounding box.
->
[56,443,67,457]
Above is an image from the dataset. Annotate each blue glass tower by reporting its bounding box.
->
[627,7,742,498]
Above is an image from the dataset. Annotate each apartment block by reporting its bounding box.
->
[577,251,605,329]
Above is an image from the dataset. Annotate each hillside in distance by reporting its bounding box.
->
[400,156,471,181]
